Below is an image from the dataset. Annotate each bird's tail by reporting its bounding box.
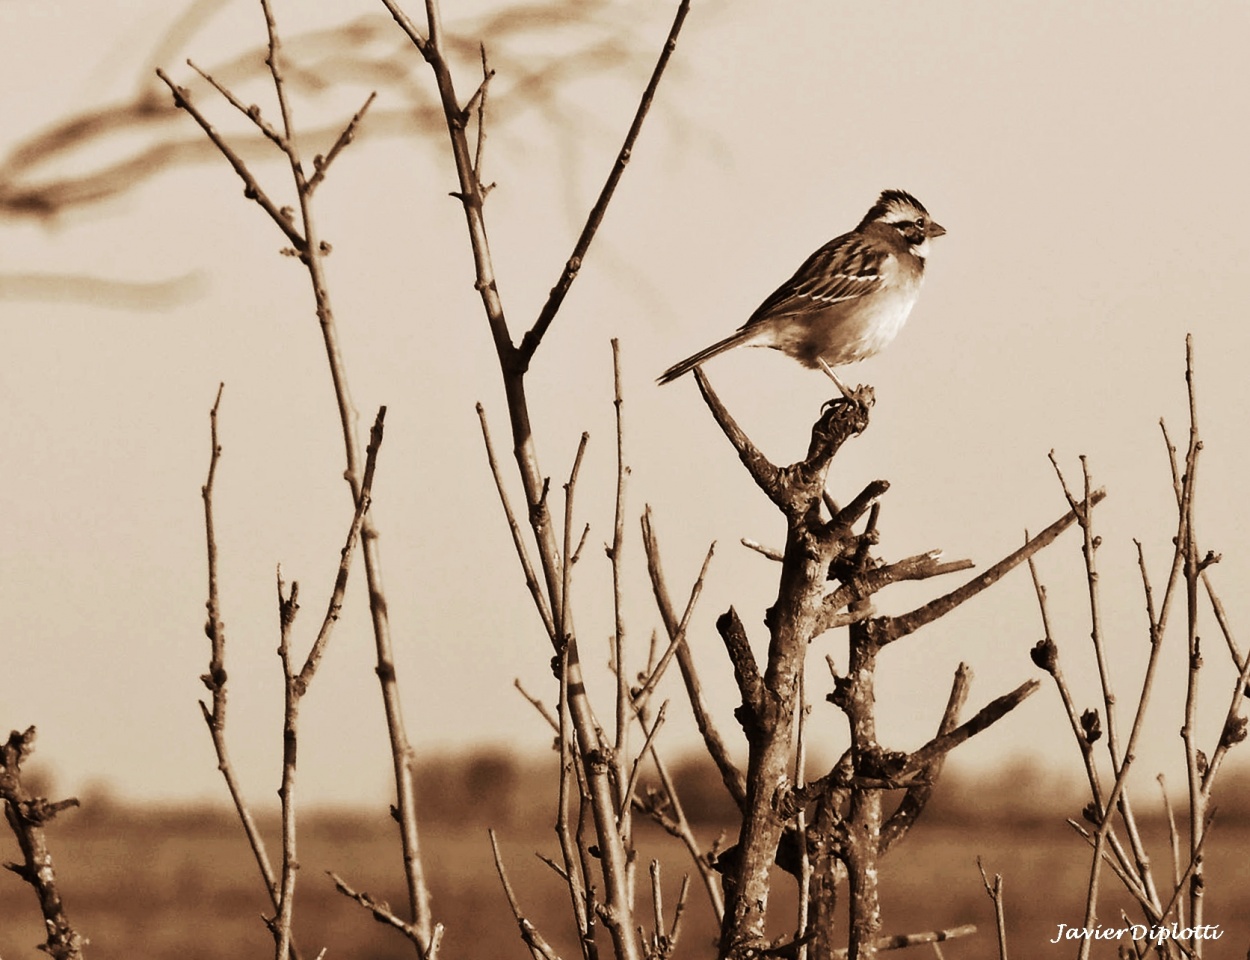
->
[657,327,760,384]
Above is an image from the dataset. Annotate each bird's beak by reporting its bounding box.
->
[927,220,946,238]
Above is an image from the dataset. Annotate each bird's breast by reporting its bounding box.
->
[769,272,922,368]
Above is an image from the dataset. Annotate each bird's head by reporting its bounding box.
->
[862,189,946,259]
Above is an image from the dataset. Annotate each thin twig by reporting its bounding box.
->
[167,0,433,942]
[609,340,631,842]
[515,679,560,734]
[629,716,724,920]
[198,384,287,924]
[186,58,287,147]
[519,0,693,361]
[1157,775,1184,926]
[1177,334,1208,945]
[330,872,443,954]
[641,509,744,808]
[817,550,972,638]
[489,831,565,960]
[297,407,386,688]
[275,569,301,960]
[154,68,306,252]
[829,925,978,958]
[900,681,1040,776]
[1202,571,1250,793]
[1202,570,1245,672]
[469,44,493,188]
[478,404,557,641]
[620,702,668,820]
[560,431,590,646]
[880,664,971,854]
[976,858,1008,960]
[667,875,691,958]
[1048,454,1168,942]
[1065,820,1152,913]
[556,646,593,959]
[307,91,378,194]
[632,542,714,712]
[1156,809,1216,927]
[740,537,784,562]
[690,369,784,503]
[274,407,386,960]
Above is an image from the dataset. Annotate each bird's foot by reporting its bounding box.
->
[818,359,874,410]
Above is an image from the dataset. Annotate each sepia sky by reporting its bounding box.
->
[3,0,1250,806]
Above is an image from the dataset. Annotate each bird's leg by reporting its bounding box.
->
[818,358,876,411]
[817,358,857,401]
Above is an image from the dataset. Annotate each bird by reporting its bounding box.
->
[657,189,945,391]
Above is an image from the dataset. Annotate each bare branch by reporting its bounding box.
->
[741,538,784,562]
[154,68,307,253]
[901,680,1040,776]
[0,727,87,960]
[488,831,564,960]
[560,431,591,645]
[555,647,593,958]
[827,925,977,958]
[691,370,785,501]
[642,509,744,808]
[880,663,971,853]
[610,338,630,763]
[518,0,692,361]
[197,385,285,915]
[871,489,1106,646]
[691,370,871,514]
[717,607,765,725]
[632,542,714,713]
[478,404,557,641]
[620,702,668,820]
[816,550,973,637]
[630,723,725,921]
[307,91,379,194]
[297,407,386,688]
[186,58,287,147]
[1203,570,1245,672]
[976,858,1008,960]
[515,679,560,734]
[1157,774,1184,927]
[329,871,443,956]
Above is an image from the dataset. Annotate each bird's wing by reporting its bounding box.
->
[742,233,888,328]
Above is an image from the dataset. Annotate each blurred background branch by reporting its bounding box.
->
[0,0,663,307]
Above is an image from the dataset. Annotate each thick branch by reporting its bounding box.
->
[817,550,973,637]
[717,607,765,728]
[880,663,971,853]
[900,679,1041,776]
[870,489,1107,646]
[694,370,870,514]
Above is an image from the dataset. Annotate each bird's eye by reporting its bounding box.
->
[914,217,926,230]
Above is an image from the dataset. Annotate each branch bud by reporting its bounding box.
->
[1080,708,1102,744]
[1219,714,1247,749]
[1030,638,1059,673]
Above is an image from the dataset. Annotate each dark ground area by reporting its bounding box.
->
[3,757,1248,958]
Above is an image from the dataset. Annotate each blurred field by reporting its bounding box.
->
[3,760,1249,958]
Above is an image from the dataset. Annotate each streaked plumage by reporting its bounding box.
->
[658,190,945,384]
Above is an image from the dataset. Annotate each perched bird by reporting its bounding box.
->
[657,190,945,388]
